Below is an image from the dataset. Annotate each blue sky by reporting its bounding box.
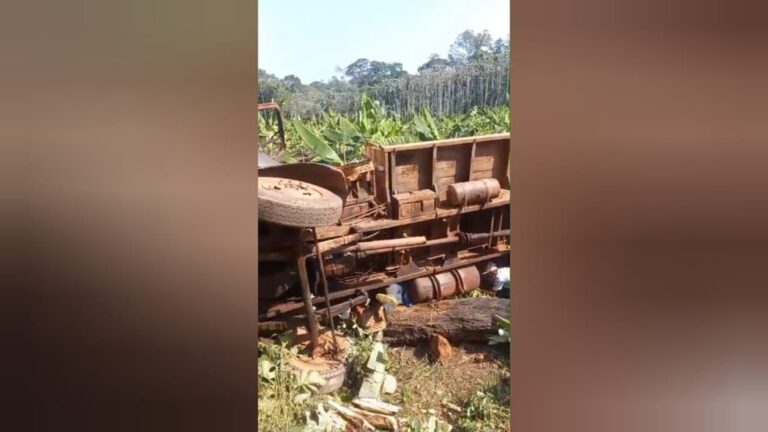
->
[258,0,509,83]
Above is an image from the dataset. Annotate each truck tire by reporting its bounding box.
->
[258,176,343,227]
[288,351,349,394]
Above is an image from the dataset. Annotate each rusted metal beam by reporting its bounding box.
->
[351,230,510,256]
[261,250,507,320]
[488,209,496,249]
[315,233,363,254]
[350,197,509,233]
[312,227,339,352]
[296,251,320,356]
[346,236,427,252]
[257,102,286,153]
[320,250,507,301]
[374,133,509,152]
[315,294,368,322]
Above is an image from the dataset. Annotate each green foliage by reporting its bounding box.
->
[258,341,326,432]
[459,289,493,299]
[258,29,509,119]
[456,390,510,432]
[412,107,442,141]
[345,58,407,87]
[344,323,376,388]
[260,98,509,164]
[448,30,494,65]
[441,106,510,138]
[258,110,282,157]
[418,54,452,74]
[488,315,510,346]
[403,416,454,432]
[293,120,343,164]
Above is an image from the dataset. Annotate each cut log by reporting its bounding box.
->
[383,297,509,345]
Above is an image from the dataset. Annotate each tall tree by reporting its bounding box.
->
[448,30,493,65]
[282,74,304,92]
[418,54,451,74]
[492,37,509,55]
[258,69,284,103]
[344,58,371,85]
[345,58,406,87]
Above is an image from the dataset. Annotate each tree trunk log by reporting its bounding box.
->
[383,297,509,345]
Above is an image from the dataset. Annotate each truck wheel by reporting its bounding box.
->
[288,356,349,394]
[258,177,343,227]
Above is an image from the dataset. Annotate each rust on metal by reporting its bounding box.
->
[316,233,364,254]
[296,251,320,356]
[351,229,510,257]
[447,178,501,207]
[345,236,427,253]
[409,266,481,303]
[258,132,510,331]
[261,249,509,320]
[259,162,348,202]
[312,227,339,353]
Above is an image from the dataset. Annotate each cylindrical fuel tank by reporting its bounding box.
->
[447,178,501,206]
[408,265,481,303]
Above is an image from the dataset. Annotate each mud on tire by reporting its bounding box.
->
[288,346,350,394]
[258,176,343,228]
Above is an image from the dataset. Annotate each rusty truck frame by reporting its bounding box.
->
[257,104,510,353]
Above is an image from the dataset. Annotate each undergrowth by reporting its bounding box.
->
[259,321,511,431]
[458,289,494,299]
[341,322,376,391]
[258,341,324,432]
[456,387,510,432]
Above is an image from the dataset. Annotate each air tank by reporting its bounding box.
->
[447,178,501,206]
[408,265,481,303]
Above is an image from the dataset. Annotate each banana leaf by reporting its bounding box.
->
[293,120,342,164]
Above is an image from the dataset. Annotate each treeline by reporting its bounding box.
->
[258,30,509,119]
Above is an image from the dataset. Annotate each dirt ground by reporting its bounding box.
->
[382,341,510,427]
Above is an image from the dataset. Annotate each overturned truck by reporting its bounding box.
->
[257,104,510,353]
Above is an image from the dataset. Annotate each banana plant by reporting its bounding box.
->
[412,106,442,141]
[283,96,510,161]
[292,120,343,164]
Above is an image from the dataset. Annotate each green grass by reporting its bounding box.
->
[456,386,510,432]
[258,341,326,432]
[258,342,304,431]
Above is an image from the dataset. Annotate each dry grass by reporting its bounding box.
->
[383,342,509,429]
[258,325,510,431]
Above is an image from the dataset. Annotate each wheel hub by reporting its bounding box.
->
[260,178,324,199]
